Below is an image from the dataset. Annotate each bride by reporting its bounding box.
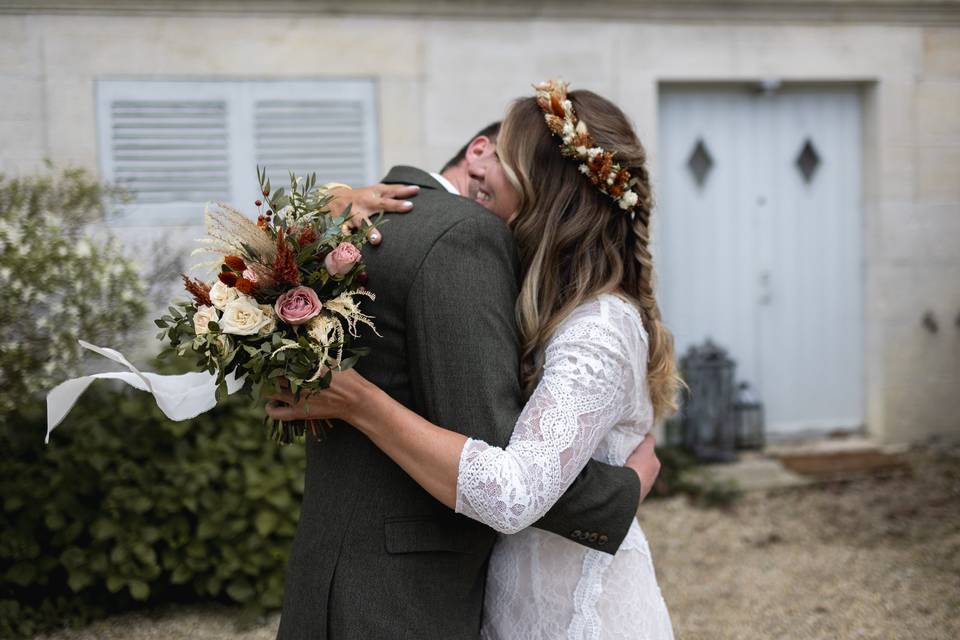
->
[267,81,680,639]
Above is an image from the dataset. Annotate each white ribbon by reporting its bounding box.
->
[45,340,245,444]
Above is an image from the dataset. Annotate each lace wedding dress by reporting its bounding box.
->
[456,294,674,640]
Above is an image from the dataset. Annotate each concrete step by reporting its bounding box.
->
[700,453,813,492]
[695,436,912,491]
[765,435,911,480]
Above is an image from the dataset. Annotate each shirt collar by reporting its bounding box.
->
[429,172,460,195]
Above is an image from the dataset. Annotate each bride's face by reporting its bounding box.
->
[464,137,520,222]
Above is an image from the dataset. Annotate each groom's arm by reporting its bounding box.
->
[406,212,640,554]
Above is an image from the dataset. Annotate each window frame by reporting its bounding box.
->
[96,78,380,227]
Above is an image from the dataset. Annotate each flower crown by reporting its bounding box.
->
[534,80,640,214]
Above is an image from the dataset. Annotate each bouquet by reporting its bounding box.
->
[156,168,377,444]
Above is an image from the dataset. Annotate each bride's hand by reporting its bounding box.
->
[265,369,374,423]
[327,183,419,245]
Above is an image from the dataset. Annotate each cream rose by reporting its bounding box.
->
[257,304,277,336]
[193,305,219,335]
[209,280,238,310]
[220,295,274,336]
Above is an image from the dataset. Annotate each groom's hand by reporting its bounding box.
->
[625,435,661,504]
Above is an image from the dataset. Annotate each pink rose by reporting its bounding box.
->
[324,242,362,277]
[274,286,322,325]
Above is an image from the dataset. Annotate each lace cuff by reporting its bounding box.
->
[455,438,489,516]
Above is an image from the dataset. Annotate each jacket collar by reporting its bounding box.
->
[381,165,447,191]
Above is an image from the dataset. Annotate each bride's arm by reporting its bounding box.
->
[267,316,634,534]
[452,318,631,533]
[325,183,420,240]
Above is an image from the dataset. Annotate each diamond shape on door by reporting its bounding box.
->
[687,138,714,187]
[796,138,821,183]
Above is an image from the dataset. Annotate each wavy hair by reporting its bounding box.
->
[498,90,682,420]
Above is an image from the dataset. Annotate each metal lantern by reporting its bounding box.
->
[679,339,738,462]
[734,381,765,450]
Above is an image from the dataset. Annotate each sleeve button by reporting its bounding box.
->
[571,530,582,539]
[588,532,598,542]
[598,534,609,545]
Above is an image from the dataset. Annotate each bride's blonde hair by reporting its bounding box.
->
[498,90,682,420]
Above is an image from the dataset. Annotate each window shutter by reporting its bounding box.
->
[97,80,379,225]
[255,99,370,189]
[108,100,231,205]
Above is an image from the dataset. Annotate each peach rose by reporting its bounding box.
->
[324,242,362,277]
[274,286,322,325]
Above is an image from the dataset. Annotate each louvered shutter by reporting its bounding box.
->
[255,99,371,189]
[108,100,231,204]
[97,80,379,225]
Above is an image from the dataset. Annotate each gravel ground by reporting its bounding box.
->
[35,447,960,640]
[644,446,960,639]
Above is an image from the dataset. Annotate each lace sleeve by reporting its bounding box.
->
[454,312,630,534]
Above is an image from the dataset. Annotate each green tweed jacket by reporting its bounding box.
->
[276,167,641,640]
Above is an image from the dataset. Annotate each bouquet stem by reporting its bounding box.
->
[271,418,334,445]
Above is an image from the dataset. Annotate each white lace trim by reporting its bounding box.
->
[567,549,614,640]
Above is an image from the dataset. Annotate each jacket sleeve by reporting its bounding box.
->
[405,213,640,554]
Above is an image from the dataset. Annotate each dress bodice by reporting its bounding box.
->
[452,294,673,639]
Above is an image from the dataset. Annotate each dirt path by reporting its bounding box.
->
[36,448,960,640]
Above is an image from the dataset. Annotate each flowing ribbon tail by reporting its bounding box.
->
[45,341,246,444]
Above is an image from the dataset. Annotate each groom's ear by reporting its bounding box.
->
[465,136,494,162]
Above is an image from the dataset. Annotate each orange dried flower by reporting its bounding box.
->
[570,132,590,148]
[550,93,564,116]
[218,271,238,287]
[545,114,565,135]
[272,229,300,285]
[224,255,246,272]
[235,277,256,295]
[181,274,212,307]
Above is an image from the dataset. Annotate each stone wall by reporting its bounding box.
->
[1,7,957,444]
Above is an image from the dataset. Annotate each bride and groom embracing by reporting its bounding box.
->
[266,81,680,640]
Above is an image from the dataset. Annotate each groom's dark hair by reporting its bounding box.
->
[440,121,502,173]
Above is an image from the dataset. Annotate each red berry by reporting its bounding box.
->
[356,272,369,285]
[262,189,269,196]
[266,210,272,217]
[255,199,262,206]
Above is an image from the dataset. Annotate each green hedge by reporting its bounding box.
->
[1,377,305,638]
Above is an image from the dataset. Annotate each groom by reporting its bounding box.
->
[273,124,661,640]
